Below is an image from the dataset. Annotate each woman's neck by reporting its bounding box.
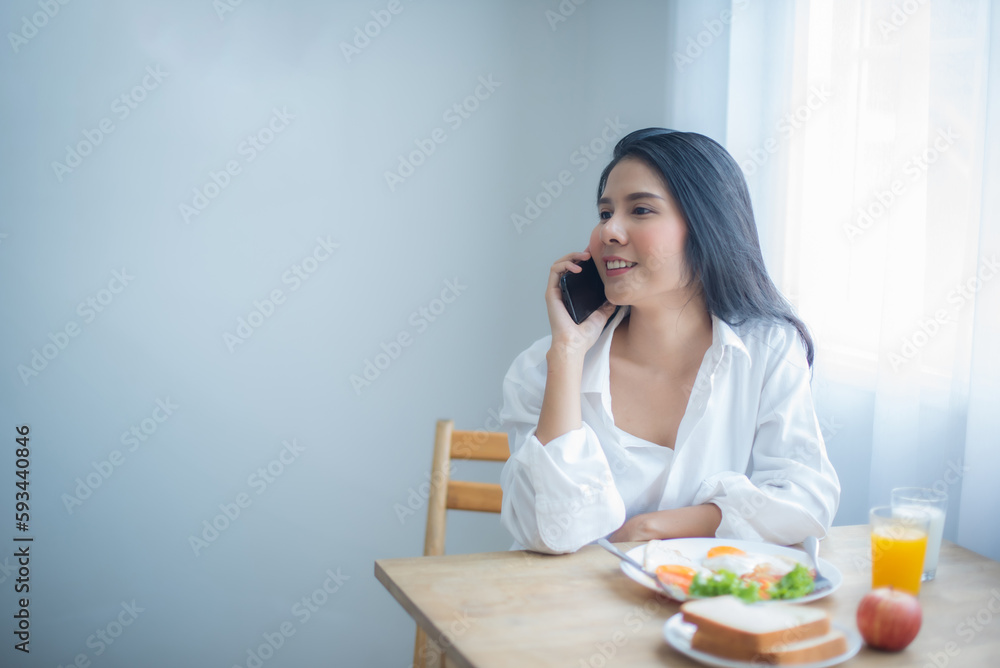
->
[616,295,713,371]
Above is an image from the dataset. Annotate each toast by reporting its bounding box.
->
[692,627,849,664]
[680,595,843,664]
[681,596,829,650]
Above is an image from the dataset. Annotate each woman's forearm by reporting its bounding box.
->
[653,504,722,539]
[610,504,723,542]
[535,346,586,445]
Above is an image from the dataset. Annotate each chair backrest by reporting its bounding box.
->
[423,419,509,557]
[415,419,509,668]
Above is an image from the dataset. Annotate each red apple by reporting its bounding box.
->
[856,587,922,651]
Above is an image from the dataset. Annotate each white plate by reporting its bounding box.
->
[619,537,842,603]
[663,613,862,668]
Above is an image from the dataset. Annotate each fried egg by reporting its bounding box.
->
[644,541,703,572]
[701,546,800,579]
[643,541,712,595]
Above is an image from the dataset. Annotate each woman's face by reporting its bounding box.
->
[588,157,692,307]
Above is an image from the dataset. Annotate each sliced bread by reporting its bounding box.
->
[680,596,830,652]
[692,628,848,665]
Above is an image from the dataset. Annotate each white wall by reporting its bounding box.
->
[0,1,673,665]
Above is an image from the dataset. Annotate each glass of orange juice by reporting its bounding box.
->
[870,505,929,595]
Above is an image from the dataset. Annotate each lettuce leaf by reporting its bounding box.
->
[769,564,815,600]
[688,569,762,603]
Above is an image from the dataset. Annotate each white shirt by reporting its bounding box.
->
[499,307,841,554]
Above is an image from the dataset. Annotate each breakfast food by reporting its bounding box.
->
[643,542,710,597]
[680,595,848,664]
[856,587,922,651]
[693,627,850,664]
[644,541,815,601]
[681,595,830,647]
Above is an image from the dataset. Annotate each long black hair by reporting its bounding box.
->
[597,128,814,366]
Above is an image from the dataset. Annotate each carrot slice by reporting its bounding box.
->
[656,565,696,593]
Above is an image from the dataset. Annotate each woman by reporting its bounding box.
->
[499,128,840,554]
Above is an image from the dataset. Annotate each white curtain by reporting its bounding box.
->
[669,0,998,559]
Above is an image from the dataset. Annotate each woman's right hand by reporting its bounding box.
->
[535,250,615,445]
[545,250,617,362]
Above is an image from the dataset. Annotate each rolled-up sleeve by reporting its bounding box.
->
[692,327,841,545]
[499,341,626,554]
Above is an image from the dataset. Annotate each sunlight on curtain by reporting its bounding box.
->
[727,0,994,552]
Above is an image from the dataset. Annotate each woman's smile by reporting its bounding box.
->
[604,256,637,276]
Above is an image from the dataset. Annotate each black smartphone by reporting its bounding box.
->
[559,258,607,324]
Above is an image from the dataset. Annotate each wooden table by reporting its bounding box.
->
[375,525,1000,667]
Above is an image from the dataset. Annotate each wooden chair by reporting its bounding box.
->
[414,419,509,668]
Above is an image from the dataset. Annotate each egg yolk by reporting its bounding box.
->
[706,546,747,558]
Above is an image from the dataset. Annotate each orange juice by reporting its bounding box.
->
[871,526,928,595]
